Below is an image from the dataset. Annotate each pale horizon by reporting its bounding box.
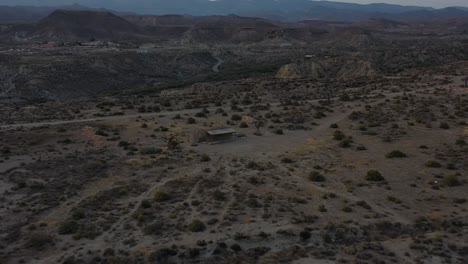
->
[1,0,468,9]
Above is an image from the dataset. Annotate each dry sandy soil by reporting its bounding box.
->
[0,73,466,264]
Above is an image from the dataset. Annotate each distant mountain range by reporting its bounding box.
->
[1,0,468,22]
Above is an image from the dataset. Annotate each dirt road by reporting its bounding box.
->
[0,92,404,131]
[212,56,224,72]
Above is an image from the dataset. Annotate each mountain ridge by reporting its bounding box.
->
[1,1,468,22]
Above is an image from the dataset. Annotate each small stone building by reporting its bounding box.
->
[205,128,237,143]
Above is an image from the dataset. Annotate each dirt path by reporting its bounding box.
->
[0,108,202,130]
[0,98,313,130]
[212,56,224,73]
[0,91,405,131]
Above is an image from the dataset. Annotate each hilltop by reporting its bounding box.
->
[32,10,144,40]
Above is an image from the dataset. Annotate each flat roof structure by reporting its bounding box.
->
[206,128,236,136]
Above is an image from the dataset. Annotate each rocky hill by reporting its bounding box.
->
[32,10,144,40]
[276,58,377,80]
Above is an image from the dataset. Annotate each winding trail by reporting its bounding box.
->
[0,92,404,131]
[212,56,224,73]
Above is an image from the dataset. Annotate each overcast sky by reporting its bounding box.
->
[2,0,468,9]
[332,1,468,8]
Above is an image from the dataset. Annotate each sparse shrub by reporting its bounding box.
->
[187,117,196,124]
[239,122,248,128]
[17,181,27,189]
[356,201,371,210]
[200,154,211,162]
[234,232,250,240]
[153,191,170,202]
[425,160,442,168]
[140,147,161,155]
[95,130,109,137]
[58,220,79,235]
[118,141,130,148]
[281,157,293,163]
[246,198,261,208]
[385,150,407,158]
[143,222,163,235]
[188,220,206,232]
[1,147,10,155]
[446,163,457,170]
[455,138,466,146]
[231,115,242,121]
[387,196,402,204]
[309,171,326,182]
[365,170,385,182]
[299,230,311,241]
[231,244,242,252]
[443,175,461,187]
[248,176,260,185]
[338,139,353,148]
[27,233,54,250]
[333,130,345,140]
[141,200,152,208]
[213,190,226,201]
[71,209,85,220]
[318,205,327,212]
[342,206,352,213]
[356,145,367,151]
[274,129,284,135]
[453,198,466,204]
[330,123,338,129]
[439,122,450,129]
[246,161,260,170]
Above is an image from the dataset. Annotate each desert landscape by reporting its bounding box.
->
[0,1,467,263]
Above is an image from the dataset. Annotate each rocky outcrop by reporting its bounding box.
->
[276,58,377,80]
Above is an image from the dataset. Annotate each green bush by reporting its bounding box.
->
[231,115,242,121]
[387,196,402,204]
[338,139,353,148]
[274,129,284,135]
[439,122,450,129]
[187,117,196,124]
[443,175,461,187]
[58,220,79,235]
[365,170,385,182]
[71,209,85,220]
[356,201,371,210]
[318,205,327,212]
[27,233,54,250]
[140,147,161,155]
[455,138,466,146]
[309,171,326,182]
[95,130,109,137]
[239,122,248,128]
[342,206,353,213]
[246,198,261,208]
[333,130,346,140]
[213,190,226,201]
[200,154,211,162]
[385,150,407,158]
[154,191,170,202]
[188,220,206,232]
[425,160,442,168]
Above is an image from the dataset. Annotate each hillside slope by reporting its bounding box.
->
[33,10,143,40]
